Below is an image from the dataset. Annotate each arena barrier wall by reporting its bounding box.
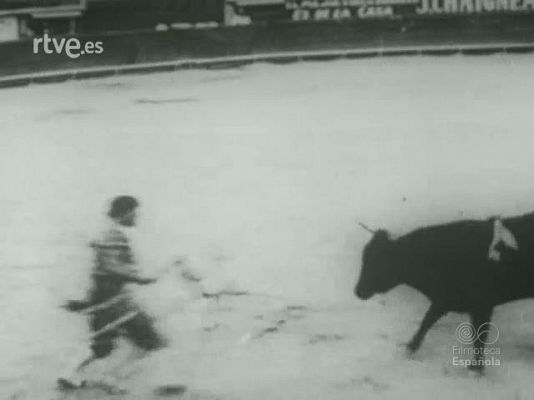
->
[1,13,534,88]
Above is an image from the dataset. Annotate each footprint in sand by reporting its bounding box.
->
[335,376,390,392]
[308,334,345,344]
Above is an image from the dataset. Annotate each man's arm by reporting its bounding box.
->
[99,258,155,284]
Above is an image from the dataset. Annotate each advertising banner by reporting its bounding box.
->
[286,0,418,20]
[235,0,534,21]
[416,0,534,15]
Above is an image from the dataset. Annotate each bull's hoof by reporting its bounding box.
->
[402,344,419,360]
[467,363,485,377]
[406,340,420,354]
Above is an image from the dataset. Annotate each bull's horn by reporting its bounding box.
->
[358,222,376,234]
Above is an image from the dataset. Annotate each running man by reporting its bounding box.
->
[59,195,166,389]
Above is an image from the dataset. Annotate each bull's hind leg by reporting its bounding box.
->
[407,303,447,353]
[468,308,493,373]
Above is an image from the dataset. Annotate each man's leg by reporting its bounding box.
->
[57,332,117,389]
[121,311,185,390]
[57,347,95,388]
[57,310,117,389]
[123,311,166,352]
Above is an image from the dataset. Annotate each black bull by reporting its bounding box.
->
[354,213,534,371]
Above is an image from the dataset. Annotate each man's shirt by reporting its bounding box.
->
[89,223,144,306]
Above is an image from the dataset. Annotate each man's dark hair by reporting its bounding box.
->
[108,195,139,219]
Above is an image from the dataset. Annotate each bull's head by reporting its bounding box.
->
[355,229,400,300]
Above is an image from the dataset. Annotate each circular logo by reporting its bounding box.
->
[455,322,476,345]
[455,322,499,345]
[478,322,499,345]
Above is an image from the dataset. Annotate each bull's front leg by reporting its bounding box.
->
[468,308,493,373]
[407,303,446,353]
